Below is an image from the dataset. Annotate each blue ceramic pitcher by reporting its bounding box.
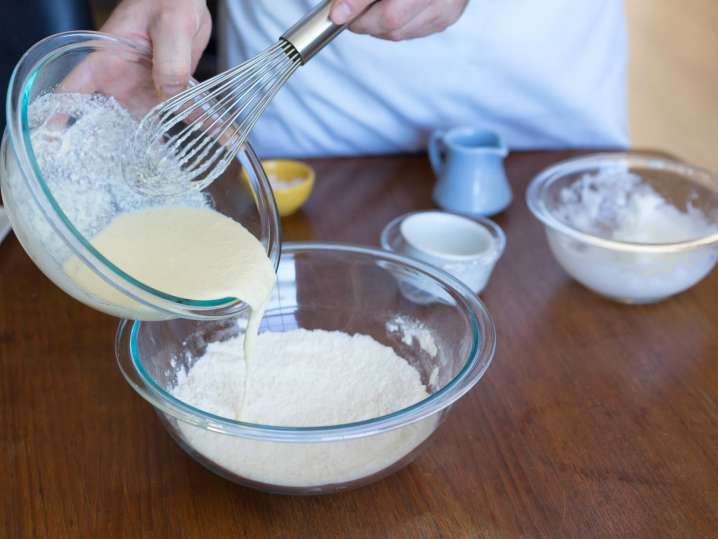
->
[429,127,512,216]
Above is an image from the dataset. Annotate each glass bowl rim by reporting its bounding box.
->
[526,152,718,253]
[116,242,496,443]
[5,30,280,316]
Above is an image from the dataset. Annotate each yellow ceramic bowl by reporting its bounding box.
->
[262,160,315,217]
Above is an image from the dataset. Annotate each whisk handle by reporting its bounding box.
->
[281,0,377,63]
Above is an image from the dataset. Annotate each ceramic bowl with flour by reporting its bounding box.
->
[1,31,280,321]
[116,243,495,495]
[527,154,718,303]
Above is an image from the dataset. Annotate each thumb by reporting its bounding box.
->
[150,14,194,98]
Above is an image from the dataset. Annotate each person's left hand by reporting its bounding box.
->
[330,0,469,41]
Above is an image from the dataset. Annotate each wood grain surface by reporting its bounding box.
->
[1,151,717,538]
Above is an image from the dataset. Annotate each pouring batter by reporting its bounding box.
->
[64,206,276,358]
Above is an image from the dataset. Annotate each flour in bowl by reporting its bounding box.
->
[172,328,437,488]
[555,169,716,243]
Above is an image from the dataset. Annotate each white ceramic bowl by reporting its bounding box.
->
[381,211,505,296]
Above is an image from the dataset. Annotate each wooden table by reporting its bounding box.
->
[2,151,717,538]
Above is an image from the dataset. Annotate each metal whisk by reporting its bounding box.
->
[127,0,355,195]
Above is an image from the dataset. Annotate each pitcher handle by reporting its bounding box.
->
[428,130,447,177]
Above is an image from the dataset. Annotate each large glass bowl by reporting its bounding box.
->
[0,31,280,320]
[527,154,718,303]
[116,243,495,495]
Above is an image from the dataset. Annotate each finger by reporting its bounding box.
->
[330,0,379,25]
[150,13,195,98]
[57,40,147,97]
[190,12,212,73]
[58,0,154,95]
[57,54,104,94]
[349,0,430,36]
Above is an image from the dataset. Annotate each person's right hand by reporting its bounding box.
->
[330,0,469,41]
[100,0,212,98]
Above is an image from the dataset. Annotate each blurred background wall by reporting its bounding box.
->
[0,0,93,128]
[627,0,718,171]
[3,0,716,171]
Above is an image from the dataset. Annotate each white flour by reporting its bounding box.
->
[555,169,716,243]
[385,315,441,390]
[386,315,438,358]
[549,168,718,301]
[172,329,436,487]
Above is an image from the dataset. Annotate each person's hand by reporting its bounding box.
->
[330,0,469,41]
[100,0,211,97]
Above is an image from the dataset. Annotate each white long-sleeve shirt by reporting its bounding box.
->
[218,0,628,158]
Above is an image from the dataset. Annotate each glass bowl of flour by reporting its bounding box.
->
[116,243,495,495]
[1,31,280,320]
[527,154,718,303]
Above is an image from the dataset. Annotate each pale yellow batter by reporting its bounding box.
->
[63,206,276,356]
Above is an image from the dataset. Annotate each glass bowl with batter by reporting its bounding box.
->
[1,31,280,320]
[116,243,496,495]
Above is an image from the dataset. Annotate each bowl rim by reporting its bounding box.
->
[115,242,496,443]
[381,210,506,265]
[5,30,281,318]
[526,152,718,253]
[399,211,501,262]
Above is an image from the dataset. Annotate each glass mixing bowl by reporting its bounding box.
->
[1,31,280,320]
[527,154,718,303]
[116,243,495,495]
